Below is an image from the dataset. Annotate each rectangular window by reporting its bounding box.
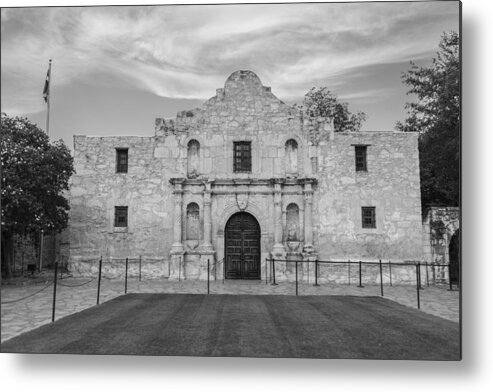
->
[233,141,252,173]
[361,207,376,229]
[116,148,128,173]
[355,145,367,172]
[114,206,128,227]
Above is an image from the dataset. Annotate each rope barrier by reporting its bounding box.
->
[1,282,54,304]
[57,277,97,288]
[265,258,451,268]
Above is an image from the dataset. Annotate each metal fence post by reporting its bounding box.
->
[314,260,319,286]
[347,260,351,285]
[52,262,58,322]
[139,255,142,282]
[379,259,384,297]
[307,259,310,285]
[418,262,423,290]
[207,259,210,295]
[178,255,182,282]
[265,259,268,285]
[39,229,44,272]
[425,262,429,287]
[271,259,278,286]
[458,262,461,290]
[357,261,364,288]
[97,256,102,305]
[295,260,298,296]
[124,257,129,294]
[388,260,392,286]
[415,264,420,309]
[448,263,453,291]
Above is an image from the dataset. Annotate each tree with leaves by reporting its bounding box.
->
[396,31,459,207]
[299,87,367,132]
[1,115,74,277]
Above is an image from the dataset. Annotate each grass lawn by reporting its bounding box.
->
[1,294,460,359]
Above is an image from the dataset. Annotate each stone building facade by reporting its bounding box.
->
[67,70,424,281]
[422,207,460,283]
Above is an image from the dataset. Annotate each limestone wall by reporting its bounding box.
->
[9,232,60,274]
[69,135,175,277]
[422,207,460,267]
[314,131,424,262]
[155,70,314,179]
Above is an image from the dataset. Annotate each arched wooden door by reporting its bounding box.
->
[225,212,261,279]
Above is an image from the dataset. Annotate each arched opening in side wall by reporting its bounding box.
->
[449,229,460,285]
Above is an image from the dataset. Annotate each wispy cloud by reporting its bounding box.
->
[339,88,391,103]
[1,2,459,115]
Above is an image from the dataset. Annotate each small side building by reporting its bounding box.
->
[422,206,460,284]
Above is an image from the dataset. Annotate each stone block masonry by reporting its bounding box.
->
[315,131,423,261]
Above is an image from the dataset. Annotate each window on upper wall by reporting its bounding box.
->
[233,141,252,173]
[116,148,128,173]
[361,207,376,229]
[354,145,367,172]
[114,206,128,227]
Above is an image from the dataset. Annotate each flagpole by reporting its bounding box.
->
[45,59,52,137]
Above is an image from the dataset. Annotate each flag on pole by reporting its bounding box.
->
[42,61,51,102]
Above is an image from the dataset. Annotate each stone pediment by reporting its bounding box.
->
[155,70,299,136]
[221,70,271,97]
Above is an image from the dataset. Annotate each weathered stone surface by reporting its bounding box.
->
[66,70,424,282]
[422,207,460,282]
[316,132,423,261]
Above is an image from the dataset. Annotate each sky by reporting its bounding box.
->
[1,1,460,149]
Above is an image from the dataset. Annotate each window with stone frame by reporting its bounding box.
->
[116,148,128,173]
[114,206,128,227]
[233,141,252,173]
[361,206,376,229]
[354,145,367,172]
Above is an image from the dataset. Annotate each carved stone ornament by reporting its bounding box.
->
[236,193,249,211]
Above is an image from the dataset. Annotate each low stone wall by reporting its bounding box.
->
[269,260,446,285]
[69,257,170,279]
[68,256,451,285]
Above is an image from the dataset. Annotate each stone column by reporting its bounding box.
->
[272,179,285,258]
[302,180,317,282]
[171,181,184,251]
[281,209,287,242]
[202,182,213,249]
[169,178,185,280]
[200,179,215,280]
[303,181,315,254]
